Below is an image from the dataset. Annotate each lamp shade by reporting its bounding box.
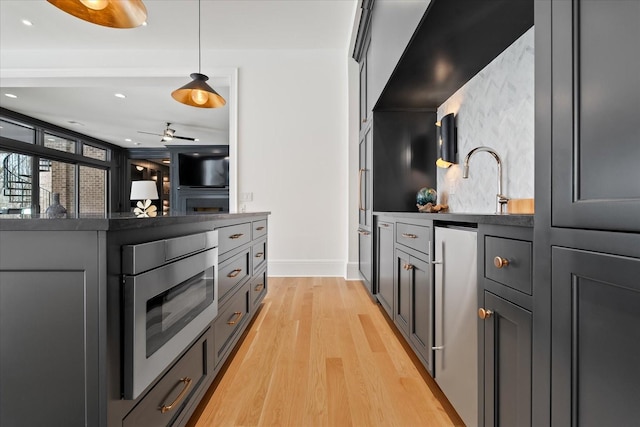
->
[171,73,227,108]
[47,0,148,28]
[436,113,457,168]
[130,180,158,201]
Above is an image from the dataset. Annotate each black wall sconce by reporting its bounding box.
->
[436,112,457,168]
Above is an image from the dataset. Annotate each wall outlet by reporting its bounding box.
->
[239,192,253,202]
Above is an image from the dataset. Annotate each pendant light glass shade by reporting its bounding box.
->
[171,73,226,108]
[173,0,226,109]
[47,0,147,28]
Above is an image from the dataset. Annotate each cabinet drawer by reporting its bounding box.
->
[252,220,267,239]
[396,222,430,254]
[252,239,267,274]
[485,236,532,295]
[214,282,250,367]
[250,268,268,311]
[218,222,252,255]
[123,328,211,427]
[219,249,250,303]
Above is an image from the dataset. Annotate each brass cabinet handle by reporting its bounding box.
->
[478,308,493,320]
[379,223,390,228]
[362,118,368,123]
[494,256,510,269]
[401,233,418,239]
[255,283,265,292]
[358,229,371,236]
[358,168,365,211]
[402,263,414,270]
[255,252,264,258]
[227,311,243,325]
[229,233,244,240]
[256,226,265,231]
[160,377,192,414]
[227,268,242,278]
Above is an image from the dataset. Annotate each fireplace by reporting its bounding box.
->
[182,194,229,213]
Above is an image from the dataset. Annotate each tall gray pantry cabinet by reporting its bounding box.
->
[535,0,640,424]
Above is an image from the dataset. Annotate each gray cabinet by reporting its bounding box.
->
[123,328,213,427]
[536,0,640,424]
[358,128,373,293]
[478,224,533,427]
[375,218,394,317]
[0,230,104,427]
[482,291,532,427]
[550,0,640,232]
[551,248,640,426]
[394,220,433,374]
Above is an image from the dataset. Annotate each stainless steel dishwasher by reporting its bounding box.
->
[433,226,478,427]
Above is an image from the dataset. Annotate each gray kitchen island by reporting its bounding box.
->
[0,212,269,427]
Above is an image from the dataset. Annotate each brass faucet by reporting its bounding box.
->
[462,146,509,214]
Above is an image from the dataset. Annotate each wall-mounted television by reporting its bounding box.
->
[178,153,229,187]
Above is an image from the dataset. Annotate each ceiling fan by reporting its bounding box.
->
[138,122,199,142]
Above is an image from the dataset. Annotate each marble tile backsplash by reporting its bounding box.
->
[436,27,534,213]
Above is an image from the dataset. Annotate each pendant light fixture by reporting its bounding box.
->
[171,0,226,109]
[47,0,147,29]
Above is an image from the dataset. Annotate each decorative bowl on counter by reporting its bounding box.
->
[416,187,437,206]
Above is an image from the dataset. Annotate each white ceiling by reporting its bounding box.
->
[0,0,356,148]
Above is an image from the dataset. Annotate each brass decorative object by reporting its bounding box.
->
[172,0,226,108]
[47,0,147,29]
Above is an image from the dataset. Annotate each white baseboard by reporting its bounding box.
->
[345,261,362,281]
[267,259,345,277]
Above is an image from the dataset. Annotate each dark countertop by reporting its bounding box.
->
[0,211,271,231]
[373,211,534,228]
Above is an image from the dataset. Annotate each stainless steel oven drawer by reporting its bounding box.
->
[214,282,250,368]
[218,222,252,256]
[123,328,211,427]
[219,249,250,303]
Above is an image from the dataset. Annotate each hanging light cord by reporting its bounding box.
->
[198,0,202,74]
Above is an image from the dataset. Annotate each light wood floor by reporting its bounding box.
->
[187,277,464,427]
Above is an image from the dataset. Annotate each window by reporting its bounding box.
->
[79,165,106,216]
[82,144,108,161]
[39,158,77,216]
[44,133,76,153]
[0,151,32,212]
[1,113,116,215]
[0,119,34,144]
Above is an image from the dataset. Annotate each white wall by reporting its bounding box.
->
[222,50,350,276]
[436,28,535,213]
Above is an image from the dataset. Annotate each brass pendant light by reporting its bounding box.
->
[47,0,147,29]
[172,0,226,109]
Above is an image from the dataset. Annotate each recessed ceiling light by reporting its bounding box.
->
[4,93,17,99]
[125,138,132,142]
[21,19,33,26]
[114,93,126,99]
[194,138,200,142]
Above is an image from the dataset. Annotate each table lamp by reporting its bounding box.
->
[130,180,159,217]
